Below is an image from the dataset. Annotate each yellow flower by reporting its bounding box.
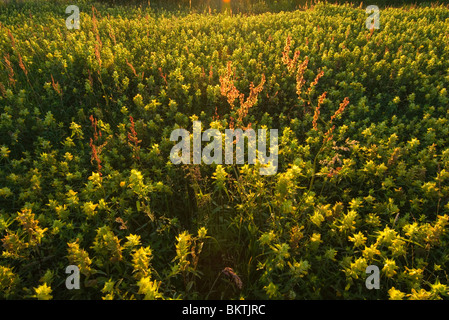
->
[102,293,114,300]
[376,226,397,246]
[212,165,228,191]
[69,122,84,139]
[393,96,401,104]
[88,172,102,186]
[63,137,76,148]
[66,189,79,206]
[409,288,432,300]
[98,199,108,210]
[324,248,337,261]
[430,279,448,297]
[55,204,69,219]
[124,234,141,249]
[309,233,322,250]
[34,283,53,300]
[338,210,358,232]
[343,256,368,279]
[197,227,207,239]
[352,257,368,274]
[259,230,276,246]
[389,238,406,257]
[348,231,367,248]
[407,137,420,149]
[388,287,406,300]
[382,259,398,278]
[263,282,279,299]
[137,276,162,300]
[0,145,11,159]
[102,279,115,294]
[132,246,153,279]
[362,244,380,260]
[288,259,310,278]
[67,241,93,276]
[403,222,421,239]
[310,209,325,228]
[82,201,98,217]
[403,266,423,282]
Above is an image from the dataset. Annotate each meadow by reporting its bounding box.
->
[1,0,449,300]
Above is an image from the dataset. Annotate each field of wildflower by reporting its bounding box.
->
[1,0,449,300]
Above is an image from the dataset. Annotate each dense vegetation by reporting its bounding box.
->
[1,0,449,300]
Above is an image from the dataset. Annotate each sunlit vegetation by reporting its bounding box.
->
[1,0,449,299]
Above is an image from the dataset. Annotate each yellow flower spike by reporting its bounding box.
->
[137,276,162,300]
[309,233,322,250]
[197,227,207,239]
[403,266,423,282]
[362,244,381,260]
[344,257,368,280]
[67,241,93,276]
[65,189,79,206]
[409,288,432,300]
[339,210,358,232]
[132,246,153,279]
[98,199,108,210]
[376,226,398,246]
[88,172,103,186]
